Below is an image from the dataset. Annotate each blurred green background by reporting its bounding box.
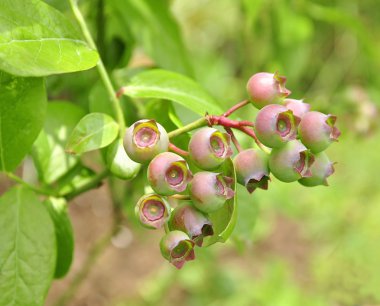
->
[44,0,380,305]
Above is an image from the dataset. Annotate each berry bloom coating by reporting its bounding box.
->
[106,139,141,180]
[189,172,234,213]
[269,140,315,183]
[135,194,171,229]
[123,119,169,163]
[283,99,311,118]
[160,230,195,269]
[246,72,291,109]
[233,148,270,193]
[255,104,301,148]
[298,111,341,153]
[299,152,335,187]
[168,203,213,246]
[148,152,192,196]
[188,127,232,170]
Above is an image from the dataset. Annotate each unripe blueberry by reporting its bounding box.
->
[255,104,300,148]
[299,152,335,187]
[123,119,169,163]
[188,127,232,170]
[269,140,315,182]
[135,194,171,229]
[298,111,341,153]
[148,152,192,196]
[283,99,311,118]
[233,148,270,193]
[246,72,291,109]
[168,203,213,246]
[189,172,234,213]
[160,230,195,269]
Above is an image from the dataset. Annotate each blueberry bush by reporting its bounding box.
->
[0,0,379,305]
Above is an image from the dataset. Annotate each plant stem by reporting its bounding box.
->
[62,169,109,200]
[223,99,250,117]
[168,143,189,157]
[68,0,126,137]
[5,172,55,196]
[225,128,242,152]
[237,126,271,154]
[168,117,208,139]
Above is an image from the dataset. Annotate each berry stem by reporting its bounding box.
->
[169,143,189,157]
[237,126,271,154]
[225,127,242,152]
[223,99,250,117]
[68,0,126,138]
[168,117,209,139]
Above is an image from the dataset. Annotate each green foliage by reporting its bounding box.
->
[66,113,119,154]
[0,0,98,76]
[0,72,47,171]
[0,186,56,306]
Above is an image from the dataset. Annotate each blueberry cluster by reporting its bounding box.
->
[121,71,341,269]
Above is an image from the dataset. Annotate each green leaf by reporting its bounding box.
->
[123,69,223,116]
[106,139,141,180]
[44,197,74,279]
[0,0,99,77]
[66,113,119,154]
[109,0,193,76]
[32,101,85,184]
[0,72,47,172]
[0,186,56,306]
[203,158,238,246]
[56,165,96,196]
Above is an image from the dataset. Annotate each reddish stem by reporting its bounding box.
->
[169,143,189,157]
[225,127,242,152]
[223,99,250,117]
[236,126,269,153]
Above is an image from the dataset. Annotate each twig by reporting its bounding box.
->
[225,127,242,152]
[223,99,250,117]
[168,143,189,157]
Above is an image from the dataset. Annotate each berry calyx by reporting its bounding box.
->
[255,104,300,148]
[299,152,335,187]
[246,72,291,109]
[148,152,192,196]
[123,119,169,163]
[135,194,171,229]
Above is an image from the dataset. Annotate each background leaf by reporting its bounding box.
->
[203,158,237,246]
[32,101,85,184]
[0,72,47,172]
[0,0,99,76]
[66,113,119,154]
[0,186,56,306]
[123,69,223,116]
[44,197,74,279]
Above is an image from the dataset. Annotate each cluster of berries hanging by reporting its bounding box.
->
[123,72,341,268]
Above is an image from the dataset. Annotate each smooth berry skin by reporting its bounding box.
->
[299,152,335,187]
[255,104,300,148]
[233,148,270,193]
[168,203,213,246]
[160,230,195,269]
[123,119,169,164]
[189,172,234,213]
[135,194,171,229]
[269,140,315,183]
[283,99,311,118]
[246,72,291,109]
[188,127,232,170]
[148,152,192,196]
[298,111,341,153]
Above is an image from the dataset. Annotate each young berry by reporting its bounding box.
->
[283,99,311,118]
[189,172,234,213]
[148,152,192,196]
[299,152,335,187]
[135,194,171,229]
[188,127,232,170]
[246,72,291,109]
[123,119,169,163]
[160,230,195,269]
[298,111,341,153]
[233,148,270,193]
[255,104,300,148]
[269,140,315,182]
[168,203,213,246]
[106,139,141,180]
